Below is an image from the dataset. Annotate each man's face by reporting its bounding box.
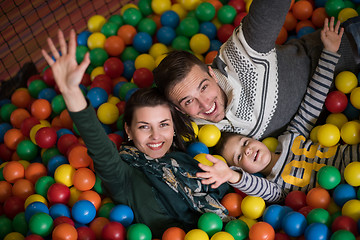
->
[168,65,227,123]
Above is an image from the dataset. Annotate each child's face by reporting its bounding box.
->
[221,135,272,174]
[125,105,175,159]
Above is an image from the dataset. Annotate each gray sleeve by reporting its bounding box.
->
[242,0,291,53]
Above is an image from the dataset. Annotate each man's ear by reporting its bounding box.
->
[208,66,218,83]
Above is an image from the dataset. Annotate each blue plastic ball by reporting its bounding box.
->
[156,26,176,45]
[71,200,96,224]
[125,88,139,102]
[161,10,180,29]
[38,88,57,102]
[25,201,50,222]
[200,22,217,40]
[297,26,316,38]
[109,204,135,228]
[47,155,69,177]
[304,223,330,240]
[282,211,307,237]
[263,204,287,231]
[49,203,71,219]
[77,31,92,46]
[343,100,360,120]
[332,183,357,207]
[133,32,153,53]
[209,39,222,52]
[56,128,74,139]
[86,87,108,108]
[187,142,209,157]
[0,122,12,143]
[122,60,136,80]
[113,81,127,96]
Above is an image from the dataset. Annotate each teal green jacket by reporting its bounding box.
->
[69,104,228,237]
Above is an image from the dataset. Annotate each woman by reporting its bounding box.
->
[42,29,230,237]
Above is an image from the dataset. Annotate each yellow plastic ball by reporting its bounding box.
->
[108,96,121,105]
[155,54,167,67]
[90,66,105,80]
[338,8,359,23]
[54,164,76,187]
[191,121,199,137]
[238,215,257,229]
[211,231,235,240]
[87,15,106,32]
[340,121,360,145]
[18,160,30,169]
[68,186,82,207]
[350,87,360,109]
[211,18,222,30]
[97,102,119,125]
[149,43,169,59]
[246,0,253,12]
[87,32,106,50]
[24,194,48,209]
[120,3,139,15]
[4,232,25,240]
[198,124,221,147]
[171,3,188,20]
[194,153,227,166]
[310,125,321,143]
[39,119,51,127]
[344,162,360,187]
[317,124,340,147]
[326,113,348,129]
[241,196,266,220]
[135,54,156,71]
[190,33,210,54]
[180,0,201,11]
[194,52,205,62]
[262,137,279,152]
[342,199,360,222]
[151,0,172,15]
[327,198,341,215]
[335,71,358,94]
[184,229,209,240]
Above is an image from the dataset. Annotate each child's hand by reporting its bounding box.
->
[196,154,240,188]
[321,17,344,53]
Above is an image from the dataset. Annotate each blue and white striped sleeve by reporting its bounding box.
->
[286,50,341,138]
[229,167,286,202]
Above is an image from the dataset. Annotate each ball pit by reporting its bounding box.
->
[1,0,360,239]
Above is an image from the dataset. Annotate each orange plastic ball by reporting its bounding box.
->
[306,187,331,209]
[4,128,25,150]
[31,99,52,120]
[117,24,137,45]
[0,181,13,203]
[10,108,31,129]
[162,227,186,240]
[89,217,110,239]
[248,221,275,240]
[78,190,101,210]
[73,167,96,191]
[52,223,78,240]
[11,88,32,108]
[296,19,315,33]
[3,161,25,183]
[68,145,92,169]
[25,162,48,184]
[292,0,313,20]
[59,109,73,130]
[221,192,243,217]
[12,178,35,200]
[284,12,298,31]
[205,50,218,64]
[276,26,288,45]
[51,115,63,128]
[104,35,125,56]
[311,7,328,28]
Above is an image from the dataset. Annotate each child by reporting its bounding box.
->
[196,17,359,203]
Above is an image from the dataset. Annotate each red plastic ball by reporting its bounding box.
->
[3,195,25,219]
[25,234,45,240]
[233,12,247,26]
[53,216,75,227]
[217,24,235,43]
[104,57,124,79]
[47,182,71,205]
[284,190,307,211]
[57,134,79,155]
[227,0,246,13]
[101,221,126,240]
[43,67,56,87]
[77,226,96,240]
[0,143,14,162]
[325,90,348,113]
[331,215,358,236]
[21,117,41,137]
[35,126,58,149]
[133,68,154,88]
[116,101,126,115]
[81,73,92,87]
[298,205,314,218]
[91,76,113,95]
[108,133,123,150]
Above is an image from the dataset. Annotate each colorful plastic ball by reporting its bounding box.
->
[47,155,68,177]
[331,215,358,236]
[138,0,153,16]
[71,200,96,224]
[68,145,92,169]
[0,216,12,240]
[178,17,200,38]
[78,190,102,211]
[3,161,25,183]
[292,0,313,20]
[73,167,96,192]
[137,18,156,36]
[184,229,209,240]
[241,196,266,220]
[342,199,360,222]
[156,26,176,45]
[51,95,66,115]
[317,166,341,190]
[76,45,89,64]
[47,182,71,205]
[4,232,25,240]
[326,112,348,129]
[317,123,340,147]
[126,223,152,240]
[86,87,108,108]
[34,127,57,149]
[338,8,358,23]
[149,43,168,60]
[25,162,47,185]
[343,100,360,120]
[89,48,108,67]
[325,0,345,17]
[217,5,237,24]
[134,53,155,71]
[11,88,32,108]
[304,222,330,240]
[210,231,235,240]
[331,230,356,240]
[28,79,48,98]
[34,176,55,198]
[38,88,57,103]
[54,164,75,187]
[335,71,358,94]
[25,201,49,222]
[104,57,124,78]
[117,24,137,45]
[12,212,28,236]
[220,193,243,217]
[190,33,210,54]
[297,26,316,38]
[77,31,91,46]
[306,208,331,226]
[108,204,134,228]
[262,204,288,231]
[10,108,30,130]
[0,181,12,203]
[172,35,190,50]
[0,123,12,143]
[160,10,180,28]
[3,195,25,219]
[101,221,126,240]
[340,121,360,144]
[104,36,125,56]
[195,2,216,22]
[87,32,106,50]
[49,203,71,219]
[248,222,275,240]
[198,212,223,237]
[77,226,96,240]
[89,217,110,239]
[333,183,357,207]
[57,134,78,156]
[30,99,51,120]
[350,87,360,109]
[87,15,106,33]
[344,162,360,187]
[151,0,171,15]
[200,22,217,40]
[261,137,279,153]
[281,211,307,237]
[28,212,53,237]
[198,124,221,147]
[162,227,186,240]
[97,102,119,125]
[16,139,38,161]
[24,194,48,209]
[52,223,78,240]
[100,21,119,38]
[224,219,249,240]
[217,24,235,43]
[306,187,331,209]
[133,32,153,53]
[187,142,209,157]
[132,68,153,88]
[123,8,143,27]
[118,82,137,100]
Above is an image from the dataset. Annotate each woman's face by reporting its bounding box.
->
[125,105,175,159]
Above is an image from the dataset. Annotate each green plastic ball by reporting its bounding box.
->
[138,0,153,16]
[108,15,123,27]
[89,48,109,67]
[12,212,28,236]
[119,82,138,100]
[123,8,143,27]
[325,0,345,17]
[35,175,56,197]
[217,5,237,24]
[121,47,140,61]
[198,212,223,237]
[41,147,61,166]
[29,212,53,237]
[93,175,103,195]
[0,216,13,240]
[16,139,39,161]
[127,223,152,240]
[101,21,119,37]
[195,2,216,22]
[28,79,48,98]
[317,166,341,190]
[0,103,17,122]
[138,18,157,36]
[330,230,356,240]
[98,202,116,218]
[76,46,89,64]
[306,208,331,226]
[116,114,124,131]
[51,94,66,115]
[224,219,249,240]
[172,36,190,51]
[178,17,200,37]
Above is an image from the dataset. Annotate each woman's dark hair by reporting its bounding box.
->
[153,50,210,98]
[123,87,195,152]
